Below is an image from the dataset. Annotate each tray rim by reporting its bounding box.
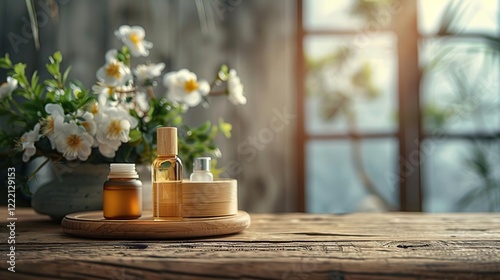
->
[61,210,251,240]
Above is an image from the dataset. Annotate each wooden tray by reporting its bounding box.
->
[61,211,250,239]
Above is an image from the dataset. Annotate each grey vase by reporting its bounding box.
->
[30,160,151,220]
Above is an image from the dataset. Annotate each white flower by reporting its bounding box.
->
[54,89,65,96]
[95,107,138,158]
[227,69,246,105]
[79,110,97,136]
[121,91,149,115]
[136,91,150,112]
[0,77,18,98]
[54,122,93,161]
[134,63,165,85]
[96,49,132,87]
[92,84,118,106]
[87,100,101,117]
[43,104,65,149]
[98,141,119,158]
[70,83,82,98]
[114,25,153,57]
[163,69,210,107]
[20,123,41,162]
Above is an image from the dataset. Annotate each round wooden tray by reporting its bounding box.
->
[61,211,250,239]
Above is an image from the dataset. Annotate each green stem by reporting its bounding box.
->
[20,77,36,99]
[126,54,131,68]
[209,79,220,88]
[0,103,18,115]
[8,96,25,115]
[208,90,227,96]
[147,86,155,99]
[26,156,51,181]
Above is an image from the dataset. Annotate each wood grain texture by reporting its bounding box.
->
[1,208,500,279]
[61,210,250,239]
[182,179,238,217]
[156,127,177,156]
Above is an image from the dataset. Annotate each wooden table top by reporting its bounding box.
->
[1,208,500,279]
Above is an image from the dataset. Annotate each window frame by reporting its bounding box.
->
[297,0,500,212]
[296,0,422,211]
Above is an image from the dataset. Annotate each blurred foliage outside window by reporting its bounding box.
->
[303,0,500,212]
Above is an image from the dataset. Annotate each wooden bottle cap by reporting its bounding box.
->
[157,127,178,155]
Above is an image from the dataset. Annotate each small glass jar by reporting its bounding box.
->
[190,157,213,182]
[103,163,142,220]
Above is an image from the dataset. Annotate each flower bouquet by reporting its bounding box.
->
[0,25,246,191]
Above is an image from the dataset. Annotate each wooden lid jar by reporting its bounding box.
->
[181,179,238,218]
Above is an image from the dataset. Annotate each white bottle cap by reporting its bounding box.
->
[108,163,139,179]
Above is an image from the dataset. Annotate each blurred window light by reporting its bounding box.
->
[300,0,500,213]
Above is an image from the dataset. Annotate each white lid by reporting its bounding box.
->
[108,163,139,179]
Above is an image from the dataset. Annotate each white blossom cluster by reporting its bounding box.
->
[1,25,246,163]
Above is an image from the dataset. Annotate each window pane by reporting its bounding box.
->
[306,139,398,213]
[418,0,500,36]
[423,139,500,212]
[420,38,500,134]
[304,0,365,30]
[305,34,398,134]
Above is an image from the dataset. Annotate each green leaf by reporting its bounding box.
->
[14,63,26,76]
[45,91,56,102]
[44,79,59,89]
[53,51,62,63]
[117,53,126,64]
[197,134,208,142]
[76,90,86,99]
[207,143,217,150]
[0,54,12,69]
[219,118,232,138]
[62,66,72,84]
[64,88,72,100]
[34,83,43,96]
[121,46,129,56]
[195,121,211,134]
[81,96,96,107]
[0,60,10,69]
[172,116,182,126]
[31,71,38,87]
[129,129,142,142]
[129,109,140,119]
[210,125,219,138]
[46,63,58,77]
[22,101,41,112]
[65,101,77,112]
[466,147,490,178]
[221,64,228,74]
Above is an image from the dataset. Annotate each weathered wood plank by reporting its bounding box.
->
[1,208,499,279]
[3,209,500,243]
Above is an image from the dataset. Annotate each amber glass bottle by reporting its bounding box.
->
[152,127,183,220]
[103,163,142,220]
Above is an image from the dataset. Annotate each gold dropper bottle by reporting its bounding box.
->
[152,127,183,220]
